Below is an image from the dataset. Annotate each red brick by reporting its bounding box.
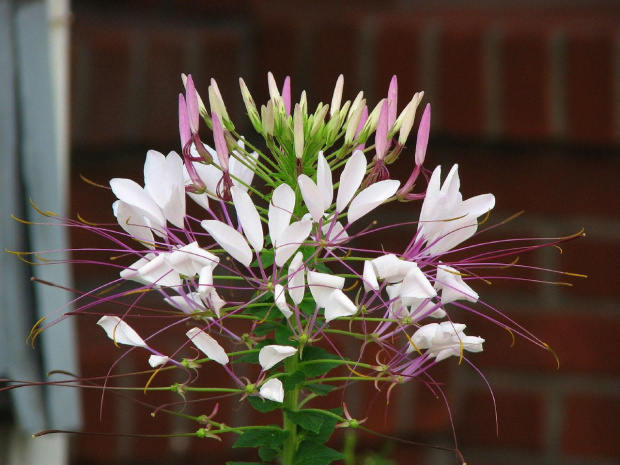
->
[453,146,620,217]
[142,27,189,146]
[566,30,616,144]
[373,16,425,105]
[562,395,620,457]
[456,389,545,450]
[310,17,364,106]
[436,23,486,136]
[559,236,620,297]
[469,310,620,375]
[500,25,552,140]
[254,16,303,105]
[193,28,245,124]
[71,20,133,147]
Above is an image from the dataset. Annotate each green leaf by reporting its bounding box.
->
[283,409,325,434]
[275,324,295,345]
[292,441,344,465]
[227,462,265,465]
[253,322,281,337]
[248,395,282,413]
[258,446,279,461]
[233,428,289,449]
[301,408,342,445]
[299,346,342,377]
[252,249,274,268]
[305,383,336,396]
[282,370,306,392]
[297,298,316,316]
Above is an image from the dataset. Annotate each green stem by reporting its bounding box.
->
[282,354,300,465]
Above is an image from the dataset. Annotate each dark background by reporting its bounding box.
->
[67,1,619,464]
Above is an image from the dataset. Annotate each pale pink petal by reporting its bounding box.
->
[415,104,431,166]
[201,220,252,267]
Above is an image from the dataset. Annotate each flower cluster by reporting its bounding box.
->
[10,73,582,464]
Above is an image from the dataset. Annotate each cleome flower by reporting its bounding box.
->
[8,71,583,465]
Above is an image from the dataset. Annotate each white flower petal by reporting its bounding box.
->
[120,254,155,284]
[362,260,379,292]
[231,185,264,252]
[287,252,305,305]
[110,178,165,229]
[97,316,147,348]
[166,242,219,277]
[259,345,298,370]
[259,378,284,403]
[336,150,366,212]
[347,179,400,224]
[324,289,357,322]
[274,284,292,319]
[317,152,333,209]
[298,174,325,222]
[399,266,437,304]
[137,253,182,288]
[201,220,253,267]
[186,327,229,365]
[307,271,344,308]
[113,201,155,245]
[274,220,312,267]
[436,265,479,304]
[148,355,170,368]
[268,184,295,245]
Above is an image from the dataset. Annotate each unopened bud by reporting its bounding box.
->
[330,74,344,117]
[262,101,275,137]
[209,80,233,131]
[293,103,304,159]
[345,102,365,144]
[310,103,329,136]
[239,78,262,133]
[397,92,423,145]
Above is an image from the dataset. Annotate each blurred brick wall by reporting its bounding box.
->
[68,2,619,464]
